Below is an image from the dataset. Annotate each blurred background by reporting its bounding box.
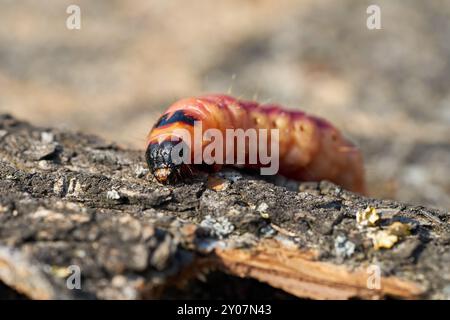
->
[0,0,449,209]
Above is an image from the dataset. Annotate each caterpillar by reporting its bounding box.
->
[146,94,366,194]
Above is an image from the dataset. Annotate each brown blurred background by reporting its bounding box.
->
[0,0,449,209]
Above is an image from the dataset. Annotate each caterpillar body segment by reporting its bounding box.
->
[146,94,366,194]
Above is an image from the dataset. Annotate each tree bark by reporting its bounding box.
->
[0,114,448,299]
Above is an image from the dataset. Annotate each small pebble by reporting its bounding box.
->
[256,202,269,212]
[38,160,52,170]
[41,132,54,144]
[207,176,229,191]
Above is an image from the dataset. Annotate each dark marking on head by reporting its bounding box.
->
[145,140,192,184]
[153,110,197,129]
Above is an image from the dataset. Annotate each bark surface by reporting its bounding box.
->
[0,114,448,299]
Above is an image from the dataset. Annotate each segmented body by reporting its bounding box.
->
[146,94,366,194]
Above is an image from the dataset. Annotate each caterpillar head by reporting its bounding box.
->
[145,140,190,184]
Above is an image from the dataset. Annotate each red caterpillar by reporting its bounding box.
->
[146,94,366,194]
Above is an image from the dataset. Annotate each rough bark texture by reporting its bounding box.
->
[0,114,449,300]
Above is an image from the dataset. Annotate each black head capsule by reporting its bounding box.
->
[145,140,192,184]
